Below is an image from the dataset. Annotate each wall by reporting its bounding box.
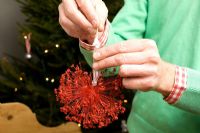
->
[0,0,24,58]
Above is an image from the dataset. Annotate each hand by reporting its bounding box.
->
[58,0,108,43]
[93,39,176,96]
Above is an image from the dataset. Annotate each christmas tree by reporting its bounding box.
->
[0,0,133,132]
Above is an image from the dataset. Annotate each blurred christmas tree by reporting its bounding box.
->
[0,0,133,132]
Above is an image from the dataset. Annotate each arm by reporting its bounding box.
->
[80,0,148,67]
[171,68,200,114]
[79,0,200,115]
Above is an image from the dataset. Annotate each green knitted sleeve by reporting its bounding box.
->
[174,68,200,114]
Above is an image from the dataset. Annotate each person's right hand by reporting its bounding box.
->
[58,0,108,43]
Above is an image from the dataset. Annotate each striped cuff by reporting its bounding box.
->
[79,20,109,51]
[165,66,187,104]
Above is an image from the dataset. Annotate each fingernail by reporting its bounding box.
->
[93,51,100,59]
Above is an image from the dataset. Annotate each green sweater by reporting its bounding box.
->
[80,0,200,132]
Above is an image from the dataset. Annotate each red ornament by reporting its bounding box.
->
[55,65,125,128]
[23,33,32,59]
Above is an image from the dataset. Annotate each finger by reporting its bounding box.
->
[93,39,149,61]
[122,76,158,91]
[95,1,108,31]
[61,18,85,38]
[75,0,99,28]
[59,3,85,38]
[93,52,148,70]
[62,0,96,34]
[119,64,158,77]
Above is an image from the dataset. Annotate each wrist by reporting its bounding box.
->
[164,66,187,104]
[156,60,176,97]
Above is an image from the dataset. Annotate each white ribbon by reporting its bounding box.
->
[92,30,101,86]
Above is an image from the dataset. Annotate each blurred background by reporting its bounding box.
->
[0,0,24,58]
[0,0,134,133]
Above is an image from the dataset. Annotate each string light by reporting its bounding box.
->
[44,49,49,54]
[124,99,128,103]
[26,54,32,59]
[19,77,23,81]
[24,35,27,39]
[55,44,60,48]
[45,77,49,82]
[51,78,55,83]
[78,123,81,127]
[14,88,18,92]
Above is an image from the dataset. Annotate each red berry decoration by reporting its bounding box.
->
[55,65,125,128]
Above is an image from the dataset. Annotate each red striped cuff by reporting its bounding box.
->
[165,66,187,104]
[79,20,109,51]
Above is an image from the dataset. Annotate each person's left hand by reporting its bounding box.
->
[93,39,176,96]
